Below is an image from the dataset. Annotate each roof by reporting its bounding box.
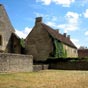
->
[41,23,77,49]
[11,33,20,40]
[0,4,15,33]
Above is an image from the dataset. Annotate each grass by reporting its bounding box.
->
[0,70,88,88]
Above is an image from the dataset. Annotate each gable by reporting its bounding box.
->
[0,4,15,33]
[26,23,50,43]
[0,4,15,52]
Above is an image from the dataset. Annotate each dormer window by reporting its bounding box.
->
[0,35,2,45]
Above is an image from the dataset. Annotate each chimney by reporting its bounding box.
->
[35,17,42,24]
[67,35,70,40]
[0,4,2,6]
[63,33,66,37]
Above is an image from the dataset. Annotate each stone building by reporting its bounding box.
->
[0,4,33,73]
[0,4,21,53]
[25,17,78,61]
[78,49,88,58]
[0,4,78,60]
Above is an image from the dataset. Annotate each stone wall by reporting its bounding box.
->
[63,44,78,58]
[49,60,88,70]
[0,53,33,72]
[25,23,53,61]
[78,49,88,58]
[0,4,15,52]
[33,64,49,71]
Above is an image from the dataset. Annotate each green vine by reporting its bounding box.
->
[20,38,25,48]
[54,38,67,58]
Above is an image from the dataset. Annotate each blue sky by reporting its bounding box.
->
[1,0,88,48]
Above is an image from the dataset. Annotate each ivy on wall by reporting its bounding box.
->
[53,38,67,58]
[20,38,25,48]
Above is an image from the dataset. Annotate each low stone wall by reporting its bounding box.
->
[33,64,49,71]
[49,61,88,70]
[0,53,33,72]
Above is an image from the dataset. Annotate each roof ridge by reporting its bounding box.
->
[41,23,77,49]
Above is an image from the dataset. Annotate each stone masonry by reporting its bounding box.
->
[0,53,33,72]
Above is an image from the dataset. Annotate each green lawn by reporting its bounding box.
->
[0,70,88,88]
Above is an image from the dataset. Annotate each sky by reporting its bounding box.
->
[0,0,88,48]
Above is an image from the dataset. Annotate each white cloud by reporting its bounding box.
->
[34,12,45,17]
[36,0,75,7]
[34,12,50,20]
[52,16,57,21]
[57,24,78,33]
[36,0,51,5]
[52,0,75,7]
[58,12,80,32]
[80,0,88,7]
[34,12,58,22]
[84,9,88,18]
[66,12,79,24]
[34,11,80,33]
[15,27,32,38]
[46,21,56,27]
[85,31,88,36]
[71,38,80,48]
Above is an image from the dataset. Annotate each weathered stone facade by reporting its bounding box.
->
[63,44,78,58]
[0,4,33,72]
[25,18,53,61]
[0,4,21,53]
[0,53,33,72]
[25,17,78,61]
[0,4,79,72]
[7,33,21,54]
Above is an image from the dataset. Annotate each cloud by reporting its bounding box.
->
[66,12,79,24]
[57,24,78,32]
[79,0,88,7]
[46,21,56,27]
[34,12,58,22]
[36,0,51,5]
[85,31,88,36]
[84,9,88,18]
[34,12,50,20]
[71,38,80,48]
[58,12,80,32]
[34,11,80,33]
[15,27,32,38]
[36,0,75,7]
[52,0,75,7]
[52,16,57,21]
[34,12,45,17]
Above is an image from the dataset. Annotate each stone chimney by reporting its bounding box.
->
[63,33,66,37]
[67,35,70,40]
[35,17,42,24]
[0,4,2,6]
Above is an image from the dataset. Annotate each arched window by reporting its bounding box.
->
[0,35,2,45]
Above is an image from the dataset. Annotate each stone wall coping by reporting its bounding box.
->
[0,53,33,58]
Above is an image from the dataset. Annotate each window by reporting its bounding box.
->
[0,35,2,45]
[74,50,76,53]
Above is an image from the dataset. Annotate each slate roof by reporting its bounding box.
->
[41,23,77,49]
